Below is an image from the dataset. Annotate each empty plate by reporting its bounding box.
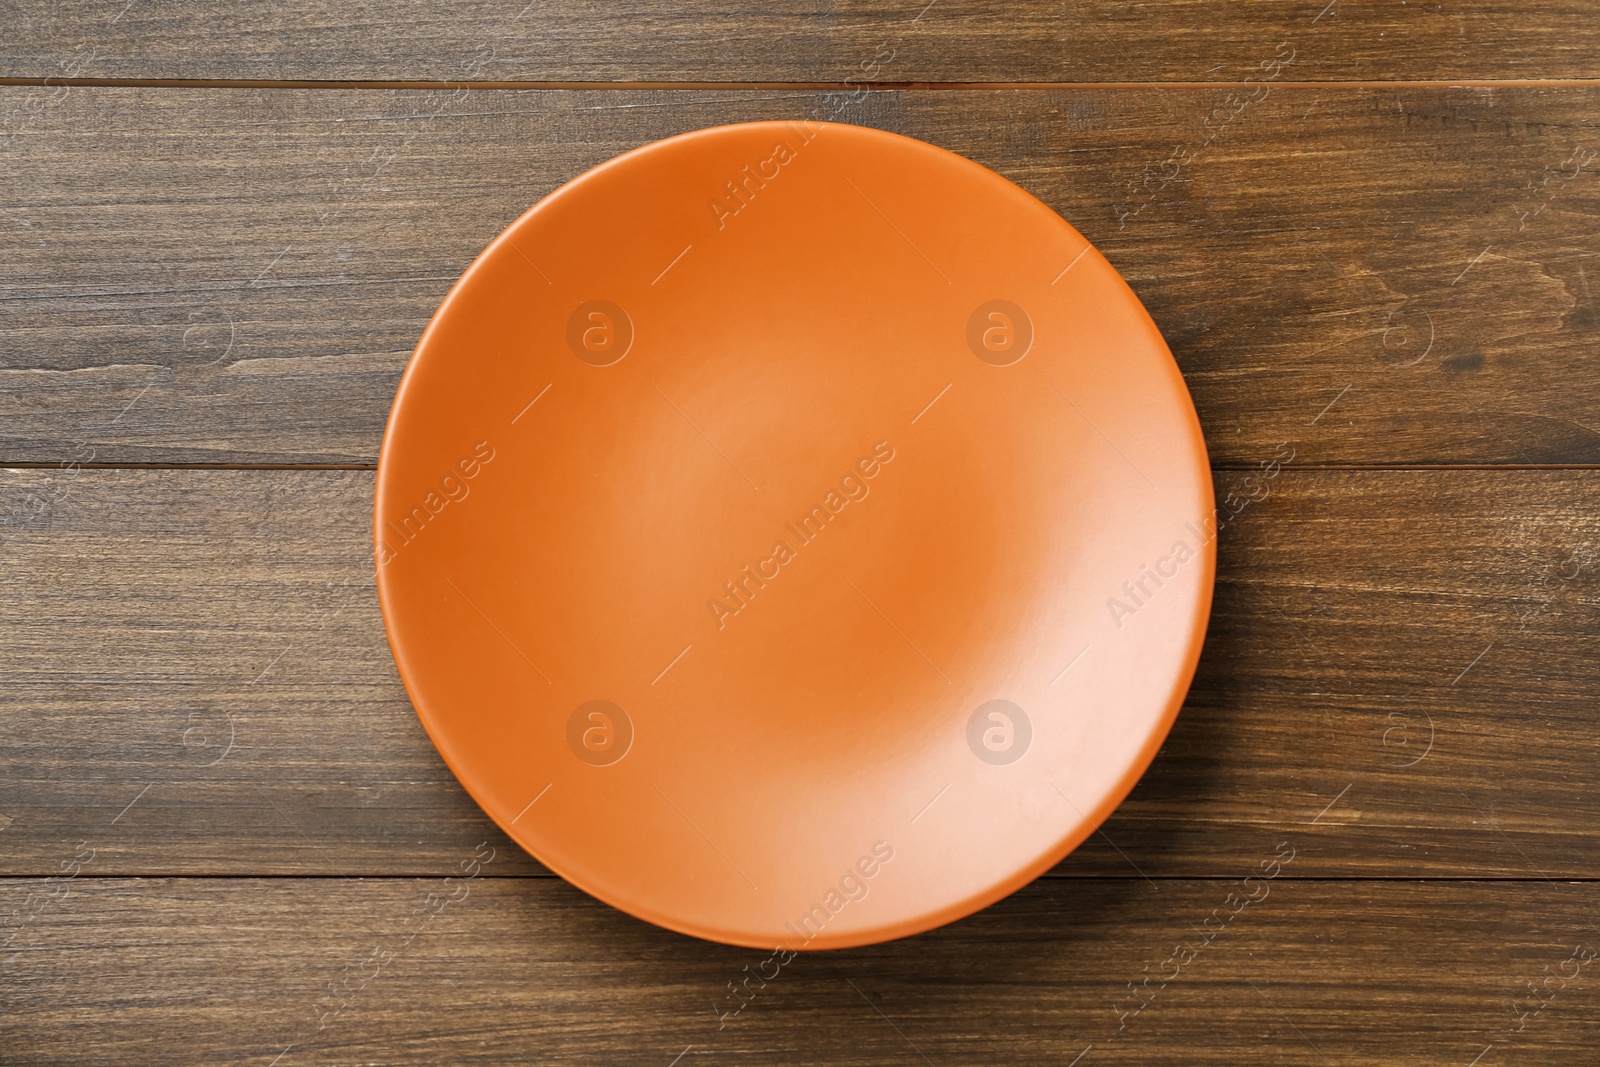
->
[375,121,1213,949]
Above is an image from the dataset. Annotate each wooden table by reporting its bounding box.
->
[4,2,1598,1063]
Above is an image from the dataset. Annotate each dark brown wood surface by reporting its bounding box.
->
[6,0,1600,82]
[5,3,1600,1063]
[2,469,1596,883]
[4,85,1600,466]
[3,877,1597,1065]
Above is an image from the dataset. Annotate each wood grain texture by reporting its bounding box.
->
[4,6,1599,1053]
[3,875,1597,1065]
[5,0,1600,83]
[2,468,1595,879]
[4,85,1600,467]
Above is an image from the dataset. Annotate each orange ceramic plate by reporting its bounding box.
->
[375,121,1214,950]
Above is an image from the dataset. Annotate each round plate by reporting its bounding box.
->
[375,121,1214,949]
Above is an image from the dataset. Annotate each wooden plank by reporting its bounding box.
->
[6,1,1600,83]
[4,85,1600,467]
[2,875,1596,1064]
[2,468,1596,879]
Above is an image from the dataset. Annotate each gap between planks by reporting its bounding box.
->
[5,463,1600,473]
[6,77,1600,91]
[3,873,1599,882]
